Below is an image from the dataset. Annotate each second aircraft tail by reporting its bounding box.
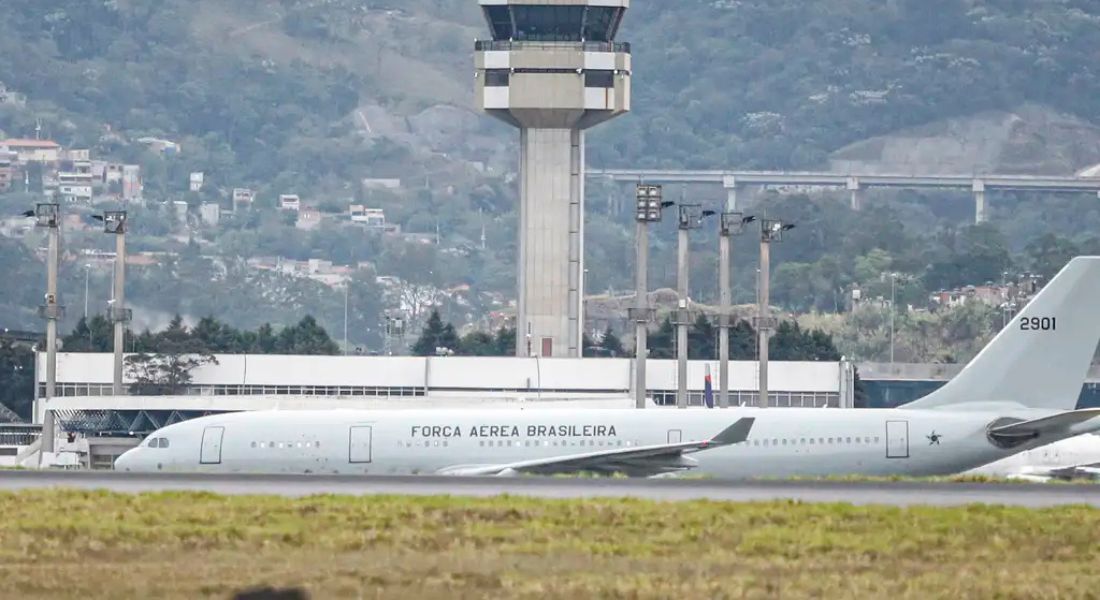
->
[906,256,1100,411]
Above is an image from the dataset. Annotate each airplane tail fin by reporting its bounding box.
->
[906,257,1100,411]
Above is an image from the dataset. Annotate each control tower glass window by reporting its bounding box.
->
[486,6,513,39]
[583,7,623,42]
[512,6,584,42]
[482,6,625,42]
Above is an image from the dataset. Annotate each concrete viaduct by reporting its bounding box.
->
[588,169,1100,224]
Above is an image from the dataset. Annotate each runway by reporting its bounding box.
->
[2,470,1100,507]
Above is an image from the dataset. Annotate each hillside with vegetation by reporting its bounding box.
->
[0,0,1099,362]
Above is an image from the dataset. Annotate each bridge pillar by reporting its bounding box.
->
[722,175,738,211]
[973,179,987,224]
[847,177,862,211]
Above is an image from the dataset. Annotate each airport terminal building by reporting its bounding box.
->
[35,353,856,434]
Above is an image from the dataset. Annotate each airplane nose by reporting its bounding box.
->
[114,448,136,471]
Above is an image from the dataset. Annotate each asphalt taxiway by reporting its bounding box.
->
[2,471,1099,507]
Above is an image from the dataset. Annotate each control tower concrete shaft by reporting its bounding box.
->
[476,0,631,357]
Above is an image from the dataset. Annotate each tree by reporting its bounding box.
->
[493,327,516,356]
[648,317,675,359]
[125,351,218,396]
[457,331,496,356]
[412,310,448,356]
[62,315,114,352]
[601,326,625,357]
[0,341,34,420]
[276,316,340,355]
[688,315,716,360]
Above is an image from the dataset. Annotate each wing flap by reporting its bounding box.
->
[439,417,754,477]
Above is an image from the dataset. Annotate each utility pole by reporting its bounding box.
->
[34,203,62,455]
[757,219,795,409]
[343,281,350,356]
[99,211,130,395]
[675,203,714,409]
[718,212,755,408]
[83,264,91,319]
[889,272,897,364]
[630,184,669,409]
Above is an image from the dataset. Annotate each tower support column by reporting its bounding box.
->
[516,128,582,357]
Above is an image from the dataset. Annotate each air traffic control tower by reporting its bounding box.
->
[475,0,631,358]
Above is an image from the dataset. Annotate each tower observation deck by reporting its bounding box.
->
[476,0,631,358]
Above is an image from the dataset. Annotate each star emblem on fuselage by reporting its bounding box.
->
[927,431,943,445]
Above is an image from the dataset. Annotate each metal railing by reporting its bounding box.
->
[475,40,630,53]
[0,425,42,446]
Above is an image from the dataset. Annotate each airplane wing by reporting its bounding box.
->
[1043,463,1100,481]
[436,418,755,477]
[988,408,1100,444]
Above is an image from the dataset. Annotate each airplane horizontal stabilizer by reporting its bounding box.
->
[988,408,1100,443]
[438,417,755,478]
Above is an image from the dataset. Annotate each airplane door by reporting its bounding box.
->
[200,426,224,465]
[349,426,373,464]
[667,429,682,443]
[885,421,909,459]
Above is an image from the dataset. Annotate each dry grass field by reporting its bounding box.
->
[1,489,1099,599]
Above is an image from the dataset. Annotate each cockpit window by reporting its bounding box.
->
[160,438,170,449]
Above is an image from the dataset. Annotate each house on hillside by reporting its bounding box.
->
[231,188,255,212]
[0,152,12,192]
[0,139,61,163]
[279,194,301,211]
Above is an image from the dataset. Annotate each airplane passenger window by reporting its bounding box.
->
[315,441,321,448]
[846,437,852,444]
[809,438,815,445]
[251,442,257,448]
[875,437,881,443]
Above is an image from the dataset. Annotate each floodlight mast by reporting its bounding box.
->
[675,204,714,409]
[718,212,754,408]
[757,219,795,408]
[34,203,62,455]
[630,184,665,409]
[102,211,130,395]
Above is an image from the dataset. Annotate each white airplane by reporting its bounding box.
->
[966,434,1100,481]
[116,257,1100,479]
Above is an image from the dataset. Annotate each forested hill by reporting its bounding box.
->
[1,0,1099,193]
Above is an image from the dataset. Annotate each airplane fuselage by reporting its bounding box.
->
[115,406,1058,479]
